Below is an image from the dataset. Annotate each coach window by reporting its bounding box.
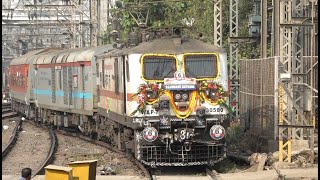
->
[96,62,99,77]
[183,53,218,79]
[142,55,177,81]
[59,70,62,90]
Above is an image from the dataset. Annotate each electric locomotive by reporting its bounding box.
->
[95,29,231,167]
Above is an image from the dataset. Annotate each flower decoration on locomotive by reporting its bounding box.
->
[130,78,233,116]
[197,81,228,105]
[130,83,164,115]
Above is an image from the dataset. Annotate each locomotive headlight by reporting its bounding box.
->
[146,92,152,98]
[182,93,189,101]
[210,91,216,99]
[174,93,181,101]
[142,127,158,142]
[209,125,225,140]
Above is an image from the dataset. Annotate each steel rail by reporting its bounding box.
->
[55,129,151,179]
[32,127,57,177]
[2,119,21,160]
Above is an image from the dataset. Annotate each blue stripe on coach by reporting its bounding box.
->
[33,89,92,99]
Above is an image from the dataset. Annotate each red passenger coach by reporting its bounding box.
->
[9,49,51,117]
[9,64,29,93]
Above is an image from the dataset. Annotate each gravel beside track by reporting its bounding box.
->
[52,132,144,176]
[2,117,18,150]
[2,122,51,175]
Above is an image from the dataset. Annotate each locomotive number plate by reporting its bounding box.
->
[176,128,194,141]
[205,107,224,113]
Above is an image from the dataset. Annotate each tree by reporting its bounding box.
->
[108,0,271,58]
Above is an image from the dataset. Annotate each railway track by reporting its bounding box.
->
[149,166,220,180]
[31,125,56,177]
[2,103,11,109]
[2,117,21,159]
[53,131,227,180]
[2,104,21,159]
[4,117,216,179]
[2,112,18,119]
[2,120,56,176]
[2,108,12,113]
[54,129,151,178]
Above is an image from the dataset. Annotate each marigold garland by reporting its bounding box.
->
[197,81,228,105]
[130,81,234,116]
[164,91,197,119]
[197,81,235,113]
[130,82,164,116]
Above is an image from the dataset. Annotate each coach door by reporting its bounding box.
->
[122,56,127,114]
[51,68,56,103]
[80,64,85,109]
[51,56,58,104]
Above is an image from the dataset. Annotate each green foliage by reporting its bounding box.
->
[119,11,135,39]
[101,26,112,45]
[225,123,246,150]
[110,0,272,59]
[214,158,244,173]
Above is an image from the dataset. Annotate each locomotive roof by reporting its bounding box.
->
[101,37,226,57]
[10,45,114,65]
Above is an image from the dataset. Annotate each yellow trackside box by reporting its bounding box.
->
[68,160,98,180]
[45,165,73,180]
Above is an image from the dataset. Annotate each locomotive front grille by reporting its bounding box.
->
[140,143,225,166]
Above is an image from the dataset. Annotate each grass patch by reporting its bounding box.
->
[214,158,240,173]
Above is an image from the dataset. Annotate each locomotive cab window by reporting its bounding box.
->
[142,55,177,81]
[183,54,218,79]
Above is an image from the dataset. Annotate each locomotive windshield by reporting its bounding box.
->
[143,56,176,80]
[184,54,218,78]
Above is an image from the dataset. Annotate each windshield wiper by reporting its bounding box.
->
[185,66,197,78]
[163,68,174,78]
